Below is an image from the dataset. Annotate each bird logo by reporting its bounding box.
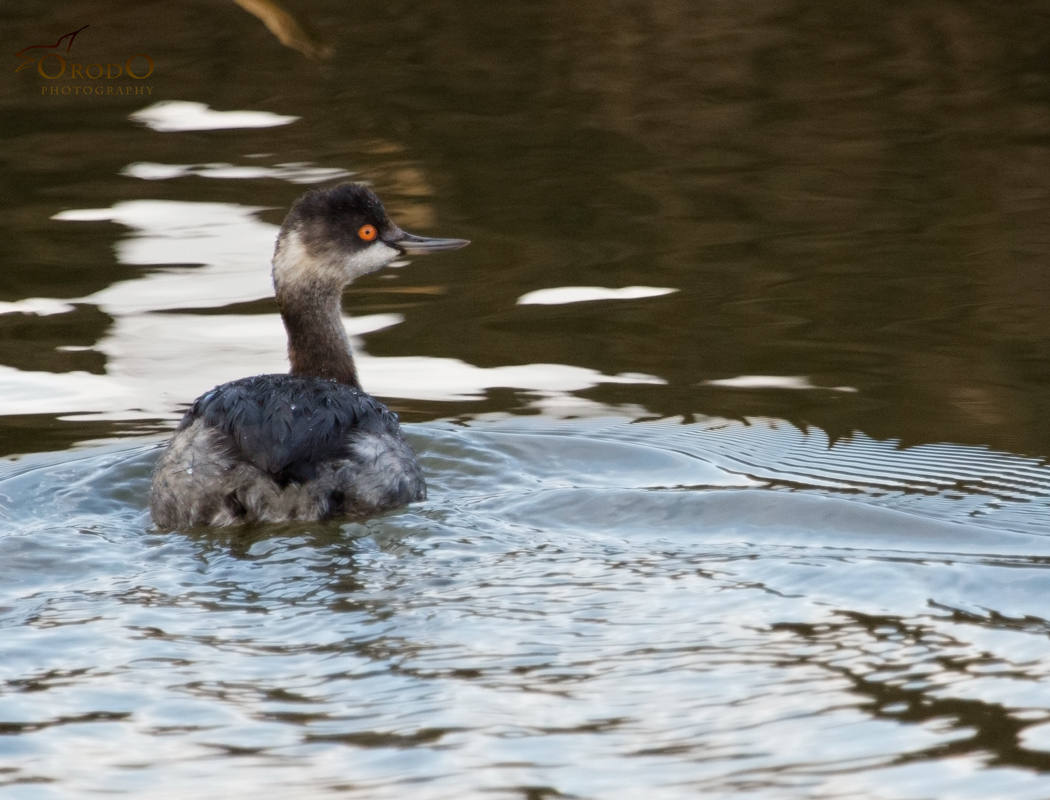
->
[14,25,89,73]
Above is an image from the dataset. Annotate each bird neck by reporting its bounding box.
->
[277,284,362,391]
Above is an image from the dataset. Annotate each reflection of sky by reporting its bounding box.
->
[704,375,858,393]
[121,161,351,184]
[55,200,276,314]
[128,101,299,132]
[517,285,677,305]
[1,101,843,421]
[0,125,667,419]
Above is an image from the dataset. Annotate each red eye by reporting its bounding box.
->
[358,224,377,241]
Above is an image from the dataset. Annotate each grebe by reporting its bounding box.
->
[149,182,469,529]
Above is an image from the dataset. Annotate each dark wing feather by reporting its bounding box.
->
[181,374,403,484]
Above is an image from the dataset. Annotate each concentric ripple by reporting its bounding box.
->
[2,419,1050,799]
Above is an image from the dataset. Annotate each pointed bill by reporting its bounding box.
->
[384,227,470,255]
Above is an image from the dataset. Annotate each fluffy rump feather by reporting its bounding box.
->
[149,374,425,530]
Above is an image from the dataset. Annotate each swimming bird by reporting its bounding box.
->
[149,182,469,529]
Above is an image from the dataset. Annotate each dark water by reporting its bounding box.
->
[3,1,1050,796]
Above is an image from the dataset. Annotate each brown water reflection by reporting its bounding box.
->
[10,6,1050,797]
[4,0,1050,455]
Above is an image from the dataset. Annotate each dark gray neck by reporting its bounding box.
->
[277,284,362,391]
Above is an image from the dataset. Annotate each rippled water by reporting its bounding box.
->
[6,0,1050,796]
[5,420,1050,798]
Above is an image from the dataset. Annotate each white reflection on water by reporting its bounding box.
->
[68,313,400,420]
[1021,723,1050,752]
[0,298,76,317]
[54,200,275,314]
[129,101,299,132]
[121,161,352,184]
[0,365,133,416]
[4,419,1050,797]
[704,375,859,392]
[355,357,664,402]
[32,198,666,420]
[517,285,678,305]
[30,313,657,419]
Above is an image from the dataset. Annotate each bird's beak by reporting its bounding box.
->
[384,226,470,255]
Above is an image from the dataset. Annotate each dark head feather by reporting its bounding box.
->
[280,182,394,257]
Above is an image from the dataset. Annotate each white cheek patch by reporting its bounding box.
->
[344,242,399,279]
[273,230,318,285]
[274,232,400,288]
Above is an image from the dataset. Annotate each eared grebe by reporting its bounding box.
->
[149,182,469,529]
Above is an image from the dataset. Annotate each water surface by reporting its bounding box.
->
[3,0,1050,796]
